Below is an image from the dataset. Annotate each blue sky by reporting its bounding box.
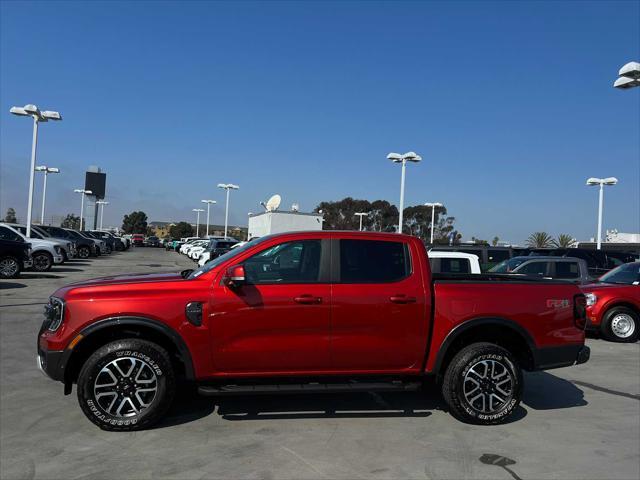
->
[1,0,638,244]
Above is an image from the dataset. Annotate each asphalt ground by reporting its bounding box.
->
[1,247,638,480]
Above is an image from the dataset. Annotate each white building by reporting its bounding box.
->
[606,230,640,243]
[248,211,323,239]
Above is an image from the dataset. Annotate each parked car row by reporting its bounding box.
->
[166,236,240,266]
[0,222,130,278]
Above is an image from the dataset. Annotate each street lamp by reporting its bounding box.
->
[10,104,62,237]
[201,199,217,237]
[586,177,618,250]
[96,200,109,230]
[387,151,422,234]
[424,202,443,245]
[192,208,205,237]
[217,183,239,238]
[354,212,367,231]
[34,166,60,225]
[74,189,92,230]
[614,61,640,89]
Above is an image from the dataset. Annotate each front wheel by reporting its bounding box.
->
[77,339,176,431]
[0,256,21,278]
[442,342,522,425]
[31,252,53,272]
[601,307,638,343]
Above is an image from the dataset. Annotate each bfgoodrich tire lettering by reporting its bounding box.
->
[601,307,639,343]
[442,342,523,425]
[77,339,175,431]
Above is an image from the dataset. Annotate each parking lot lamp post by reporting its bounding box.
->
[217,183,239,238]
[424,202,443,245]
[35,166,60,224]
[387,152,422,234]
[614,61,640,89]
[96,201,109,230]
[201,200,217,236]
[586,177,618,250]
[9,104,62,237]
[74,189,92,230]
[193,208,205,237]
[354,212,367,231]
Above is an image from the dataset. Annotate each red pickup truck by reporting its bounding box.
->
[38,231,589,430]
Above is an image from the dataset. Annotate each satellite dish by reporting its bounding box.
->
[265,194,281,212]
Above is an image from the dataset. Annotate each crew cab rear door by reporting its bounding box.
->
[329,236,430,373]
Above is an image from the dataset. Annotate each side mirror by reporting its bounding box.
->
[223,264,246,287]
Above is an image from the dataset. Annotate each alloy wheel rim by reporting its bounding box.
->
[93,357,158,418]
[34,255,50,270]
[0,258,18,276]
[611,314,635,338]
[463,359,514,414]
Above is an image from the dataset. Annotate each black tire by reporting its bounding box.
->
[77,246,91,259]
[600,306,639,343]
[31,251,53,272]
[442,342,522,425]
[0,255,21,278]
[77,339,175,431]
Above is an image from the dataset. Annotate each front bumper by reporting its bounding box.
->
[533,344,590,370]
[37,346,65,381]
[53,254,64,264]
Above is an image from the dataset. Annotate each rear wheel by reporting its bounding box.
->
[601,307,638,343]
[77,339,175,431]
[442,342,522,425]
[77,246,90,259]
[32,252,53,272]
[0,256,20,278]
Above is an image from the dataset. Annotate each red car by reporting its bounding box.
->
[38,231,589,430]
[582,262,640,343]
[132,234,144,246]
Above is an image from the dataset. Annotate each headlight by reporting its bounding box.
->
[54,246,62,254]
[44,297,65,332]
[585,293,597,306]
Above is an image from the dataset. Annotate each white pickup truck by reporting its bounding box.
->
[428,250,482,274]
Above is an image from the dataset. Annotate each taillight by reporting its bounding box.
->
[573,294,587,330]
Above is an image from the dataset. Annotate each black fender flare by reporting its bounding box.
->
[432,317,538,374]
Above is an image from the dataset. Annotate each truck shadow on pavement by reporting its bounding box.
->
[156,372,585,429]
[0,282,28,290]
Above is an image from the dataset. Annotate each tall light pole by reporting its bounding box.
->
[217,183,239,238]
[201,199,217,236]
[74,189,92,230]
[387,152,422,234]
[9,104,62,237]
[354,212,367,231]
[192,208,205,237]
[35,166,60,224]
[586,177,618,250]
[613,61,640,89]
[424,202,443,245]
[96,200,109,230]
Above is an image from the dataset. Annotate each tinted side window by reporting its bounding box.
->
[487,249,510,263]
[0,226,22,242]
[244,240,322,284]
[439,258,471,274]
[518,261,548,276]
[555,262,580,279]
[339,239,410,283]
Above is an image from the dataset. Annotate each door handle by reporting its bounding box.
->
[390,295,416,304]
[294,295,322,304]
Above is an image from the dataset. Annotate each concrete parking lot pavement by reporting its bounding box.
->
[1,248,638,480]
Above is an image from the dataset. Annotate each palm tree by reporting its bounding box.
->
[526,232,553,248]
[553,234,576,248]
[492,236,500,246]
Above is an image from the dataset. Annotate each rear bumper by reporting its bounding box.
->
[533,344,590,370]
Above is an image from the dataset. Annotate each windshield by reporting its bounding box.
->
[489,257,528,273]
[187,236,269,279]
[599,262,640,285]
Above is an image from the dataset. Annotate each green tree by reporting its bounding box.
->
[146,226,156,237]
[315,197,378,230]
[61,213,80,229]
[121,211,148,234]
[526,232,553,248]
[471,236,489,246]
[492,236,500,246]
[4,207,17,223]
[169,222,194,239]
[553,234,576,248]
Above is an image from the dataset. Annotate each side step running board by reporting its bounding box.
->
[198,381,421,396]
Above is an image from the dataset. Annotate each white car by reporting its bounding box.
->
[182,240,208,256]
[428,251,481,274]
[0,223,64,272]
[189,245,206,260]
[179,238,202,254]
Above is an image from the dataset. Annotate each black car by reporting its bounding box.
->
[145,236,160,247]
[202,238,239,262]
[0,237,32,279]
[528,248,638,279]
[40,226,98,259]
[84,231,120,253]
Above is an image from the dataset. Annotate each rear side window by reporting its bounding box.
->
[555,262,580,279]
[438,258,471,274]
[0,226,22,242]
[517,261,549,276]
[339,239,410,283]
[487,249,510,263]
